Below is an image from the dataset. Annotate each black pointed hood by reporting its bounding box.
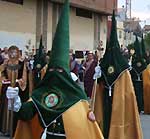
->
[132,36,147,73]
[100,10,129,86]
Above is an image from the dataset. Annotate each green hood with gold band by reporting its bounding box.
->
[31,0,87,125]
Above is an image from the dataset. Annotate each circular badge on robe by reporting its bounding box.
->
[143,59,146,63]
[136,62,142,67]
[108,66,115,75]
[36,64,41,69]
[45,93,59,108]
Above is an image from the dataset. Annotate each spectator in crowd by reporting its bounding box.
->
[78,59,85,82]
[69,52,79,76]
[120,44,130,62]
[0,48,4,65]
[1,47,9,60]
[83,51,97,98]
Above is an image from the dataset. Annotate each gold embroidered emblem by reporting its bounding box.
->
[45,93,59,108]
[108,66,115,74]
[36,64,41,69]
[136,62,142,67]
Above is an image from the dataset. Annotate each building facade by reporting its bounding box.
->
[0,0,117,56]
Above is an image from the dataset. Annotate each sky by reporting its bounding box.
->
[118,0,150,27]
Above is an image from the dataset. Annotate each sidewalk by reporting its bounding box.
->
[0,132,8,139]
[140,114,150,139]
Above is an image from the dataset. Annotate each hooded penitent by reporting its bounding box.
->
[131,36,147,74]
[33,36,47,86]
[142,34,150,114]
[14,1,104,139]
[99,10,129,138]
[31,0,87,128]
[130,36,147,112]
[141,34,149,65]
[94,10,143,139]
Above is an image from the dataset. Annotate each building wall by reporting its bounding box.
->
[54,0,117,14]
[117,21,125,47]
[0,0,36,52]
[70,7,94,51]
[99,16,107,56]
[0,0,108,55]
[108,16,126,48]
[125,32,136,46]
[47,2,53,51]
[48,3,103,52]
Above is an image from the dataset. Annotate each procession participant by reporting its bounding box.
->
[0,45,28,136]
[27,36,47,95]
[6,1,104,139]
[141,35,150,114]
[83,51,97,98]
[0,48,4,65]
[93,10,143,139]
[141,35,150,65]
[32,36,47,87]
[69,52,78,76]
[1,47,9,61]
[130,36,147,113]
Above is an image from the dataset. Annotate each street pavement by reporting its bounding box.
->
[0,114,150,139]
[140,114,150,139]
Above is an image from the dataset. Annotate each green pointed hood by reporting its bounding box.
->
[31,0,87,126]
[48,0,70,73]
[33,36,46,86]
[134,36,142,58]
[141,35,146,57]
[34,36,46,71]
[132,36,146,73]
[100,10,129,86]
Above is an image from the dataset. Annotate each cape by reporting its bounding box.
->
[94,70,143,139]
[14,101,104,139]
[143,65,150,114]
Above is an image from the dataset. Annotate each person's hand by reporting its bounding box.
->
[6,86,21,112]
[88,110,96,122]
[93,65,101,79]
[6,86,19,99]
[29,59,34,70]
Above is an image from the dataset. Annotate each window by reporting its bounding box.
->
[76,8,92,19]
[2,0,23,5]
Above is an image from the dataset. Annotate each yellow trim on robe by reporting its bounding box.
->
[109,70,143,139]
[93,82,104,133]
[94,70,143,139]
[41,64,48,80]
[143,66,150,114]
[63,101,104,139]
[14,101,104,139]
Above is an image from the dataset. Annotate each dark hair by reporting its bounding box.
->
[8,45,19,52]
[72,54,76,60]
